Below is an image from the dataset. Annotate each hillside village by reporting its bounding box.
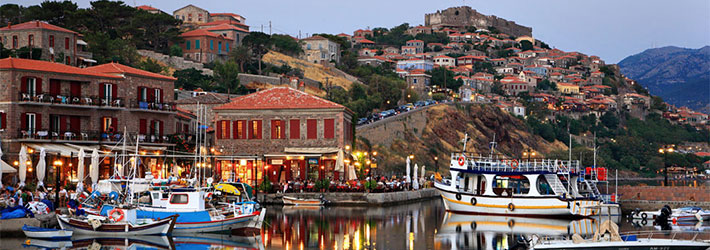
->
[0,2,707,175]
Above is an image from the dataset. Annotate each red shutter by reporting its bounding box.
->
[139,119,147,134]
[270,120,278,139]
[99,83,105,98]
[216,120,222,139]
[70,116,80,133]
[70,81,81,97]
[232,121,238,139]
[21,113,27,130]
[20,76,28,93]
[49,80,61,96]
[158,89,163,103]
[248,120,254,139]
[35,77,42,93]
[60,116,67,132]
[159,121,164,137]
[112,84,118,99]
[280,120,286,139]
[224,120,230,139]
[324,119,334,139]
[290,119,300,139]
[306,119,317,139]
[137,87,143,101]
[35,113,41,130]
[148,88,155,102]
[256,120,262,139]
[111,117,118,131]
[1,112,5,129]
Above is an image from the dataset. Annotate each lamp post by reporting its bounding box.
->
[658,147,674,186]
[53,159,63,207]
[522,149,536,162]
[433,156,439,171]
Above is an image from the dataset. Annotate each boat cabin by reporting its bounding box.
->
[145,190,206,211]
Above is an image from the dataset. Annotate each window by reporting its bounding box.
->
[324,119,335,139]
[210,40,213,50]
[103,83,113,102]
[0,112,5,130]
[154,88,162,103]
[25,77,37,95]
[50,115,60,133]
[28,34,33,47]
[25,113,36,133]
[271,120,285,139]
[218,120,230,139]
[306,119,317,139]
[195,53,201,61]
[102,117,114,132]
[413,79,418,84]
[307,44,311,50]
[249,120,262,139]
[218,41,222,53]
[49,35,54,47]
[65,37,69,49]
[233,120,245,139]
[226,43,229,52]
[139,87,148,102]
[169,194,189,204]
[195,39,200,49]
[289,119,300,139]
[186,41,191,50]
[65,56,70,65]
[12,36,18,48]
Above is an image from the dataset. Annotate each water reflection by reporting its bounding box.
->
[21,233,263,250]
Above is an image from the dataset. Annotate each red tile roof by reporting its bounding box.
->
[180,29,230,39]
[136,5,159,11]
[215,87,347,111]
[301,35,329,41]
[210,13,243,19]
[358,39,375,44]
[0,20,77,34]
[86,62,176,81]
[199,20,249,29]
[0,57,120,78]
[204,24,248,33]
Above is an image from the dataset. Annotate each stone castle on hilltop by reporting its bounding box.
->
[425,6,532,37]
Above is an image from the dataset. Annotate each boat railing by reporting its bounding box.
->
[450,153,580,174]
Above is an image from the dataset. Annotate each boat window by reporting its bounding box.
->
[152,193,160,200]
[537,176,554,195]
[492,175,529,195]
[170,194,189,204]
[162,193,169,199]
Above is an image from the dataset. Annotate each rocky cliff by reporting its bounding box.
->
[425,6,532,37]
[356,104,567,174]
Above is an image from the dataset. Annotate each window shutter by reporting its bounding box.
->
[224,120,230,139]
[324,119,335,139]
[99,83,106,98]
[270,120,278,139]
[137,87,143,101]
[306,119,317,139]
[280,120,286,139]
[256,120,262,139]
[70,116,80,133]
[21,113,27,130]
[49,80,61,96]
[36,113,41,130]
[0,112,5,129]
[112,117,118,131]
[35,77,42,93]
[159,121,164,137]
[20,76,28,93]
[112,84,118,99]
[139,119,147,134]
[216,120,222,139]
[232,121,238,139]
[290,119,300,139]
[148,88,155,102]
[60,116,67,132]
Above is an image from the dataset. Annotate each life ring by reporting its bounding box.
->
[205,192,213,201]
[458,156,465,166]
[641,219,647,225]
[455,193,462,201]
[508,203,515,211]
[470,197,477,206]
[470,221,477,230]
[109,208,125,222]
[456,225,462,232]
[641,213,648,219]
[511,159,519,169]
[9,197,15,204]
[508,219,515,228]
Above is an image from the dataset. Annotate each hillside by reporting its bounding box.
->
[262,51,360,90]
[356,104,567,173]
[618,46,710,112]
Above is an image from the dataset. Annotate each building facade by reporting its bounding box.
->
[173,4,210,24]
[0,21,93,67]
[301,36,341,64]
[213,87,353,185]
[179,29,232,64]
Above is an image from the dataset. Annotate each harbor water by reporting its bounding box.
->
[3,197,710,250]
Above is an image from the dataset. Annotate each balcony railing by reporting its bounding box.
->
[19,92,125,108]
[17,129,182,145]
[129,100,176,112]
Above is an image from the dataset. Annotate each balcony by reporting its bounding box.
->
[18,92,125,109]
[129,100,176,113]
[17,129,178,145]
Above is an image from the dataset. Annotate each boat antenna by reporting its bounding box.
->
[489,133,497,159]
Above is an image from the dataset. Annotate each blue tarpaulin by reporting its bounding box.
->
[0,205,33,219]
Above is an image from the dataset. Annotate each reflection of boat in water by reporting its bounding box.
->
[69,235,172,250]
[435,134,621,218]
[172,233,264,250]
[57,213,177,236]
[23,239,73,249]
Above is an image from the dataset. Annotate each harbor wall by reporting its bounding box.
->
[258,188,440,206]
[617,185,710,213]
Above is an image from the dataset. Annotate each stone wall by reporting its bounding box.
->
[258,188,440,206]
[356,104,433,147]
[238,73,291,87]
[137,50,213,76]
[425,6,532,37]
[617,185,710,202]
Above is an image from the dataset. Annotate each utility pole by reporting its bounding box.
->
[269,21,272,35]
[261,24,263,33]
[299,30,301,39]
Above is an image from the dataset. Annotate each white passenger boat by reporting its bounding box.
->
[434,135,621,218]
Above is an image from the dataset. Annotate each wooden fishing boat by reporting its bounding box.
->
[57,213,177,236]
[22,225,73,240]
[282,195,326,206]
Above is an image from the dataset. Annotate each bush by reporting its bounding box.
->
[259,179,272,193]
[169,44,182,57]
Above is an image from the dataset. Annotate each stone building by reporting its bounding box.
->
[0,21,93,67]
[173,4,210,24]
[179,29,232,64]
[425,6,532,37]
[300,36,341,64]
[204,23,249,47]
[213,87,354,184]
[0,57,179,186]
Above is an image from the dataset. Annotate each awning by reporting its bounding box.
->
[25,143,99,157]
[77,39,88,46]
[284,147,340,154]
[1,160,17,173]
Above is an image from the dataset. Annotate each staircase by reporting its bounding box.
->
[582,179,602,199]
[544,174,568,196]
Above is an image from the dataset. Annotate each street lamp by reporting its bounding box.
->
[433,156,439,171]
[522,149,536,162]
[54,159,63,207]
[658,147,674,186]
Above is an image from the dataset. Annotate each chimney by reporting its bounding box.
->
[36,21,40,27]
[7,22,11,29]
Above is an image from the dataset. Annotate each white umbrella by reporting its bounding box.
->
[18,145,27,187]
[421,165,426,187]
[413,163,419,190]
[76,148,85,193]
[90,149,99,185]
[347,164,357,181]
[36,148,46,188]
[405,157,411,184]
[335,149,345,172]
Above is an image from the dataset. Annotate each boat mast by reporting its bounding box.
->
[462,133,468,153]
[488,133,497,159]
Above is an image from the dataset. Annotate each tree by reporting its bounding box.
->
[242,32,272,74]
[22,1,78,28]
[432,93,447,101]
[271,34,302,56]
[137,58,163,73]
[169,44,182,57]
[214,61,241,95]
[173,68,213,91]
[536,79,557,91]
[428,67,462,90]
[650,96,666,111]
[229,45,250,72]
[131,10,182,53]
[520,40,533,51]
[0,4,23,27]
[600,112,619,130]
[15,46,42,60]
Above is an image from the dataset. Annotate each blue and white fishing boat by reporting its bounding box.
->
[22,225,73,240]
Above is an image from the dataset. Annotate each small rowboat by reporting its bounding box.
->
[57,214,178,236]
[282,196,326,206]
[22,225,73,240]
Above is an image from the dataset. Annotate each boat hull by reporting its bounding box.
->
[22,229,73,240]
[282,196,324,206]
[57,215,176,236]
[171,208,266,234]
[532,238,710,250]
